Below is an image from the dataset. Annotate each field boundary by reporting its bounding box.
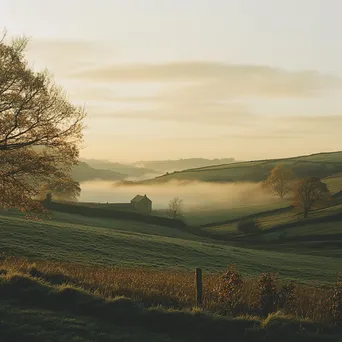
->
[43,201,187,229]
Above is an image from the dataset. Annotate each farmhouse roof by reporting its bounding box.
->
[131,194,151,203]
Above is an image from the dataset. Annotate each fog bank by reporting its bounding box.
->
[79,180,276,211]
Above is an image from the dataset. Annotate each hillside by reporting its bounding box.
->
[144,151,342,183]
[0,209,341,283]
[134,157,236,172]
[81,158,159,178]
[199,200,342,258]
[72,161,126,182]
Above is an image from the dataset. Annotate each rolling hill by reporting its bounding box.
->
[0,209,341,283]
[134,157,237,173]
[81,158,159,178]
[72,161,126,182]
[144,151,342,183]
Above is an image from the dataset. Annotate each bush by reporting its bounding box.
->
[237,218,261,234]
[277,281,296,311]
[258,272,278,315]
[331,273,342,325]
[218,265,244,315]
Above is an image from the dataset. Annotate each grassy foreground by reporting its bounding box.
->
[0,260,341,342]
[0,257,339,324]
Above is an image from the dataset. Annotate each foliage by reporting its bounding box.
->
[258,272,278,315]
[168,197,184,219]
[38,177,81,202]
[237,218,261,234]
[277,281,296,311]
[293,177,330,218]
[0,35,85,212]
[218,264,244,314]
[263,164,295,199]
[331,273,342,325]
[258,273,296,316]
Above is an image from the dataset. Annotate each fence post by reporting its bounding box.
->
[195,268,203,307]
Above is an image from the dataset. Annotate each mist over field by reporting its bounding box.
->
[79,180,277,211]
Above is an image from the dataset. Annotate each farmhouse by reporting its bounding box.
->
[109,194,152,214]
[130,194,152,214]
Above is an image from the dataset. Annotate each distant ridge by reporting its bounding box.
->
[141,151,342,184]
[133,157,237,172]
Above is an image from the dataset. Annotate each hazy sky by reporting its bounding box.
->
[2,0,342,162]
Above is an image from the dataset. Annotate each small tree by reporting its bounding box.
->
[293,177,330,218]
[168,197,183,219]
[264,164,295,199]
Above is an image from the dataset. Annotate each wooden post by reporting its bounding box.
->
[195,268,203,307]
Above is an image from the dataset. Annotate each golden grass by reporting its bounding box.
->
[0,256,335,324]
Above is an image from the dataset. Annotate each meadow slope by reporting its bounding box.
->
[0,210,341,283]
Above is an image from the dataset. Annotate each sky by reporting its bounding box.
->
[2,0,342,162]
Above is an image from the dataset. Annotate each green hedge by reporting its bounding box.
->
[43,201,187,229]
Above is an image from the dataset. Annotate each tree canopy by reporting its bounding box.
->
[0,35,85,212]
[293,177,330,218]
[38,177,81,202]
[264,164,295,199]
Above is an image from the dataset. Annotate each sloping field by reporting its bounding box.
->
[146,151,342,183]
[0,210,341,283]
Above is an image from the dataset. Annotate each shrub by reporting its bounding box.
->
[331,273,342,325]
[258,272,278,315]
[217,265,244,315]
[237,218,261,234]
[277,281,296,311]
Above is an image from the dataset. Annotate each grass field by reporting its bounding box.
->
[1,187,342,341]
[324,173,342,193]
[200,201,342,256]
[182,200,290,226]
[145,151,342,183]
[1,261,341,341]
[0,209,341,283]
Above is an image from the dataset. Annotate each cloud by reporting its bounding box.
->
[68,62,342,125]
[25,38,114,76]
[85,100,252,125]
[70,61,342,98]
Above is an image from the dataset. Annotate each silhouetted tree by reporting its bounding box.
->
[168,197,184,219]
[0,34,85,212]
[264,164,295,199]
[293,177,330,218]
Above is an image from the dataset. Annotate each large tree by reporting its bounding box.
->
[0,35,85,212]
[293,177,330,218]
[264,164,295,199]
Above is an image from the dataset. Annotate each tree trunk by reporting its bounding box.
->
[303,208,309,218]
